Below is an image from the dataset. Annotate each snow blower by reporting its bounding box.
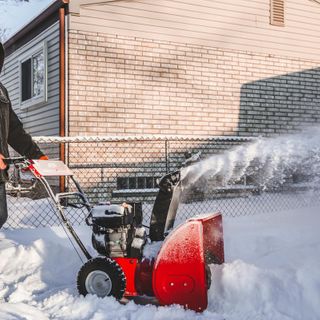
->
[4,155,224,312]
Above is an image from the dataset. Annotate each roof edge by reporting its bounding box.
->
[3,0,69,53]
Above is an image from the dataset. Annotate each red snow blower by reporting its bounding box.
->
[5,154,224,312]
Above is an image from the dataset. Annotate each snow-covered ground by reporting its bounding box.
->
[1,203,319,320]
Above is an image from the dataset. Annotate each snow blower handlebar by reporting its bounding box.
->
[3,157,38,195]
[3,156,30,168]
[4,156,93,260]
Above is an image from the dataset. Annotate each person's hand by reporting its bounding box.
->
[0,154,7,170]
[21,155,48,173]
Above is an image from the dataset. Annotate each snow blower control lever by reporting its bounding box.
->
[5,154,224,312]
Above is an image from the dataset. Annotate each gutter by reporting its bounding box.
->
[59,3,69,191]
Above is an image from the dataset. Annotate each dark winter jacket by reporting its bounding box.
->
[0,42,44,182]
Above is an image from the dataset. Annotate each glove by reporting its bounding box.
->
[0,154,7,170]
[22,155,48,173]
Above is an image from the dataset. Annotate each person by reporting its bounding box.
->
[0,42,47,229]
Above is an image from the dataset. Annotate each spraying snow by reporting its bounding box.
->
[181,127,320,190]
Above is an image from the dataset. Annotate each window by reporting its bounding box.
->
[270,0,285,26]
[20,42,47,108]
[117,176,159,190]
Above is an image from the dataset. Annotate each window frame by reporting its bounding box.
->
[19,41,48,109]
[116,176,159,191]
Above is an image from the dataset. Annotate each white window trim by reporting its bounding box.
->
[19,41,48,109]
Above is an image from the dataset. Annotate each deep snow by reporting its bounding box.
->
[1,203,319,320]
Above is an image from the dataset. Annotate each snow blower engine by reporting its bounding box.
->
[89,202,146,258]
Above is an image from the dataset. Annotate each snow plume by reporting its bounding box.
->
[181,127,320,190]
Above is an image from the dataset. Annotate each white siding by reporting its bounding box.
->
[1,22,60,136]
[69,0,320,60]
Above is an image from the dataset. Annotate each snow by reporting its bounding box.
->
[1,203,319,320]
[32,135,254,143]
[0,0,53,42]
[143,241,162,259]
[213,206,320,320]
[182,127,320,189]
[2,126,320,319]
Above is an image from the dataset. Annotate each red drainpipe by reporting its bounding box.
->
[59,3,67,192]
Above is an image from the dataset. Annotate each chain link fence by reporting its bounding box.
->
[4,135,320,229]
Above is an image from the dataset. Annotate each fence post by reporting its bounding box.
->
[60,142,66,192]
[165,139,169,173]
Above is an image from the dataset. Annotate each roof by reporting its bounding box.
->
[3,0,126,56]
[3,0,68,56]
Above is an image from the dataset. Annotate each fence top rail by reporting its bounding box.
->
[33,135,257,143]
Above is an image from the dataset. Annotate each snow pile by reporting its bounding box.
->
[182,127,320,189]
[1,204,320,319]
[210,206,320,320]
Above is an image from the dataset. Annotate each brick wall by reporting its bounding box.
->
[68,30,320,137]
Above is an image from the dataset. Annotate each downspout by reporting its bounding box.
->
[59,3,68,191]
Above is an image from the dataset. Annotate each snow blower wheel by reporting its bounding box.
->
[77,257,126,300]
[205,264,212,290]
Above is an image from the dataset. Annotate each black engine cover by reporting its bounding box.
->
[91,203,134,229]
[90,202,146,258]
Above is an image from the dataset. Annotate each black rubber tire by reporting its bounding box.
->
[77,257,126,300]
[205,264,212,290]
[205,252,220,291]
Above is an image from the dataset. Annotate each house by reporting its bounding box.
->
[1,0,320,144]
[2,0,320,225]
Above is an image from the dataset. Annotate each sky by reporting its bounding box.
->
[0,0,53,42]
